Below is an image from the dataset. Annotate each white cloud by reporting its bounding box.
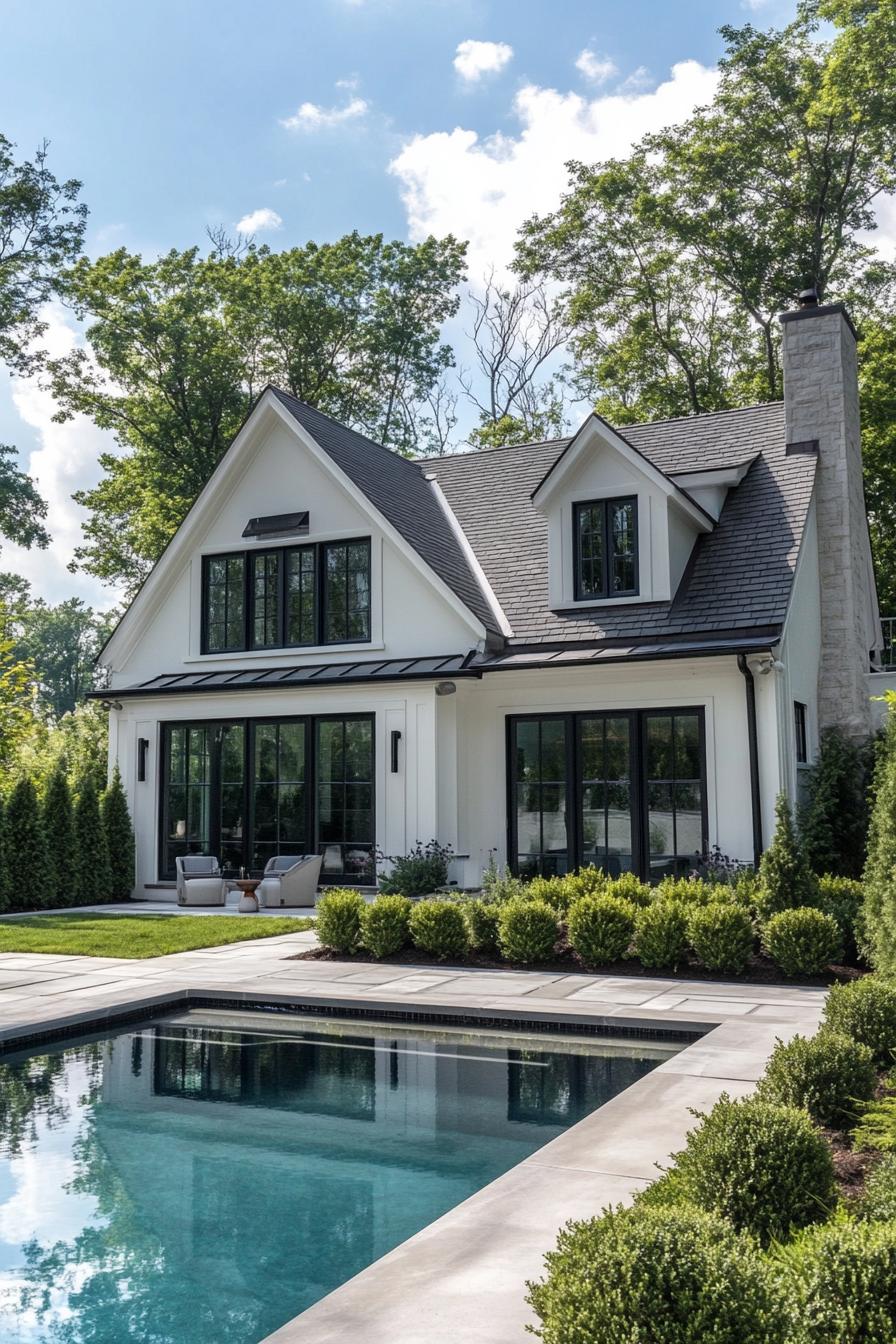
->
[4,303,122,607]
[390,59,720,279]
[454,39,514,84]
[235,207,283,234]
[575,49,618,85]
[280,95,368,131]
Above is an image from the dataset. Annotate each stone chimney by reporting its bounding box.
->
[780,296,880,739]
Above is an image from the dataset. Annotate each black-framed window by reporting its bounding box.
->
[159,714,375,882]
[794,701,808,764]
[204,554,246,653]
[508,708,707,882]
[573,497,638,600]
[201,538,371,653]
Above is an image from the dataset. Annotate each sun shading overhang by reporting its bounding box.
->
[472,630,779,674]
[86,654,480,700]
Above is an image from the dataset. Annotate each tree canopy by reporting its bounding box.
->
[48,233,467,594]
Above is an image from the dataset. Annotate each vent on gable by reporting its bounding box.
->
[242,511,310,539]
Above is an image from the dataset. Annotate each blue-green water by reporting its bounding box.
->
[0,1011,673,1344]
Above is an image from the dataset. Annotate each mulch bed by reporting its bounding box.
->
[293,942,862,988]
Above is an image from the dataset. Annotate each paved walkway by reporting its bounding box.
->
[0,925,828,1344]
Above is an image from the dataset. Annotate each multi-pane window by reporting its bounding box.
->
[573,497,638,600]
[203,554,246,652]
[159,715,374,881]
[201,539,371,652]
[509,709,706,883]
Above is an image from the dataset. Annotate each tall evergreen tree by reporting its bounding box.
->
[101,766,134,900]
[799,727,876,878]
[4,776,50,911]
[43,765,76,908]
[0,796,9,913]
[863,700,896,973]
[759,792,818,917]
[73,775,111,905]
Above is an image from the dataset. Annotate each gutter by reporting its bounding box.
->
[737,654,763,865]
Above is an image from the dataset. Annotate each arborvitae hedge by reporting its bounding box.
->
[5,777,50,910]
[759,793,817,918]
[863,706,896,974]
[0,797,8,913]
[42,765,77,908]
[73,776,112,905]
[102,766,135,900]
[799,727,875,878]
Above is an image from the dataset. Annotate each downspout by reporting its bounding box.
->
[737,654,763,866]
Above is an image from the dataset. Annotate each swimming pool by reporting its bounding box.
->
[0,1009,677,1344]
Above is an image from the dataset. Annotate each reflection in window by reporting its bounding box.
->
[252,721,307,870]
[203,554,245,652]
[162,725,212,874]
[324,540,371,643]
[287,546,316,646]
[513,717,569,878]
[645,712,705,879]
[574,497,638,600]
[579,716,633,876]
[250,551,280,648]
[317,718,375,880]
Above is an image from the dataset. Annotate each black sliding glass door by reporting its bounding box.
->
[160,715,374,881]
[508,709,706,882]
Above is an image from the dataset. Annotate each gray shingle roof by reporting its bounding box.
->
[271,389,501,637]
[424,401,816,646]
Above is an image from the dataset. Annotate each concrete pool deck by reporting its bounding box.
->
[0,921,828,1344]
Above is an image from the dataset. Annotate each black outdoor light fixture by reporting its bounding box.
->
[137,738,149,782]
[390,729,402,773]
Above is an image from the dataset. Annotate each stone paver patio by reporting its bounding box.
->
[0,915,828,1344]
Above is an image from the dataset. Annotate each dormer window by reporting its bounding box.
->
[202,538,371,653]
[573,497,638,601]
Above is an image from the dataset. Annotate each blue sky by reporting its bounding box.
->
[0,0,806,606]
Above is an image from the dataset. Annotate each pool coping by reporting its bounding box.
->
[0,960,827,1344]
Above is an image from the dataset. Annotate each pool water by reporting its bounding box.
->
[0,1010,675,1344]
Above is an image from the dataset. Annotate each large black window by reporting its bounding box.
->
[159,714,374,882]
[509,709,706,882]
[573,497,638,600]
[201,539,371,653]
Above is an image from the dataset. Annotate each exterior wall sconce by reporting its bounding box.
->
[137,737,149,783]
[435,681,456,696]
[390,730,402,773]
[100,699,123,711]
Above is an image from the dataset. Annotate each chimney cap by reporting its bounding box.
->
[798,287,819,308]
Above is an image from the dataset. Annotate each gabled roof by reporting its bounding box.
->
[271,390,503,638]
[425,401,816,646]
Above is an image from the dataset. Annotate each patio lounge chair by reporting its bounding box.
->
[257,854,323,908]
[175,855,226,906]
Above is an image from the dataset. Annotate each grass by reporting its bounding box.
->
[0,912,314,959]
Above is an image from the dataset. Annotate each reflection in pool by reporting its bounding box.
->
[0,1011,676,1344]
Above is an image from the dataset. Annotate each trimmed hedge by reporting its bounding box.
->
[823,978,896,1066]
[634,900,688,970]
[780,1218,896,1344]
[526,1204,792,1344]
[762,907,842,976]
[688,903,755,974]
[567,894,636,966]
[756,1031,876,1128]
[497,899,559,964]
[409,899,468,960]
[316,888,366,953]
[666,1094,835,1246]
[360,895,412,958]
[463,898,501,952]
[861,1154,896,1222]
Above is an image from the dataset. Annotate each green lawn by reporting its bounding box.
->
[0,912,314,959]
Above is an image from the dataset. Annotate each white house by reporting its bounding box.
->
[92,297,882,896]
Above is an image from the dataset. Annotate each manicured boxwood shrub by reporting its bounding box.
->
[567,894,636,967]
[756,1030,876,1128]
[823,977,896,1066]
[688,903,755,974]
[604,873,652,908]
[667,1094,835,1245]
[316,888,366,953]
[654,876,716,908]
[409,899,468,960]
[817,875,865,961]
[360,895,412,958]
[526,1204,792,1344]
[498,899,559,964]
[527,875,574,912]
[761,907,842,976]
[634,900,688,970]
[562,866,609,901]
[860,1154,896,1222]
[463,898,501,952]
[779,1218,896,1344]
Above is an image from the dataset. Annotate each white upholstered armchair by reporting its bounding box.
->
[257,854,323,908]
[175,855,226,907]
